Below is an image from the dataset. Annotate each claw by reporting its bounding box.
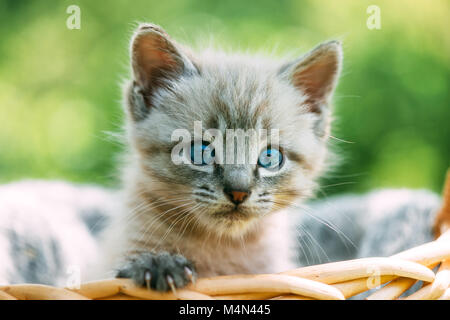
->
[144,270,152,290]
[166,275,176,294]
[184,266,195,284]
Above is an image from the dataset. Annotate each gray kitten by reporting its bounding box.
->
[94,23,343,291]
[0,23,440,297]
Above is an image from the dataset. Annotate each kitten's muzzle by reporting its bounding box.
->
[224,188,250,205]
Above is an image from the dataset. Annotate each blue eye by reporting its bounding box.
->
[258,148,283,170]
[190,141,215,165]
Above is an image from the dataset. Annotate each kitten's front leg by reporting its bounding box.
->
[116,251,196,292]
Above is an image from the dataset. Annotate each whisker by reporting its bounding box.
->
[154,203,197,249]
[174,206,202,246]
[137,201,194,247]
[297,223,331,264]
[273,198,357,251]
[294,224,314,265]
[328,135,355,144]
[320,181,356,189]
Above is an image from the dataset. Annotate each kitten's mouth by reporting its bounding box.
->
[216,206,255,220]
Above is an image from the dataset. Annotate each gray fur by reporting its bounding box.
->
[297,189,441,299]
[97,24,344,289]
[0,24,442,300]
[0,180,117,286]
[80,209,110,237]
[297,189,440,265]
[116,251,195,292]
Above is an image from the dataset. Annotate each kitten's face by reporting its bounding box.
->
[124,24,342,238]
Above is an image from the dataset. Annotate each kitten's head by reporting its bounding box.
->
[123,24,342,238]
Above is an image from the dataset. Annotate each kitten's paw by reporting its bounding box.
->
[116,251,196,292]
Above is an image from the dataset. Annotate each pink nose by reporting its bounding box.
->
[224,190,249,205]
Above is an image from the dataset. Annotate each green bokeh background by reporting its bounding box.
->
[0,0,448,196]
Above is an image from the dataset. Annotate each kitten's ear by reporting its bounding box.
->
[281,40,342,116]
[128,23,197,120]
[131,23,196,89]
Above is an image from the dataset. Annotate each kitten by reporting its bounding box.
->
[0,180,115,286]
[94,23,343,292]
[0,24,443,295]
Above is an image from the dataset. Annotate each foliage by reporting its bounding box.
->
[0,0,448,196]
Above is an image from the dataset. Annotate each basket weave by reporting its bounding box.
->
[1,171,449,300]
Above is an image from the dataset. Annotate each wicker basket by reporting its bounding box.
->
[1,171,449,300]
